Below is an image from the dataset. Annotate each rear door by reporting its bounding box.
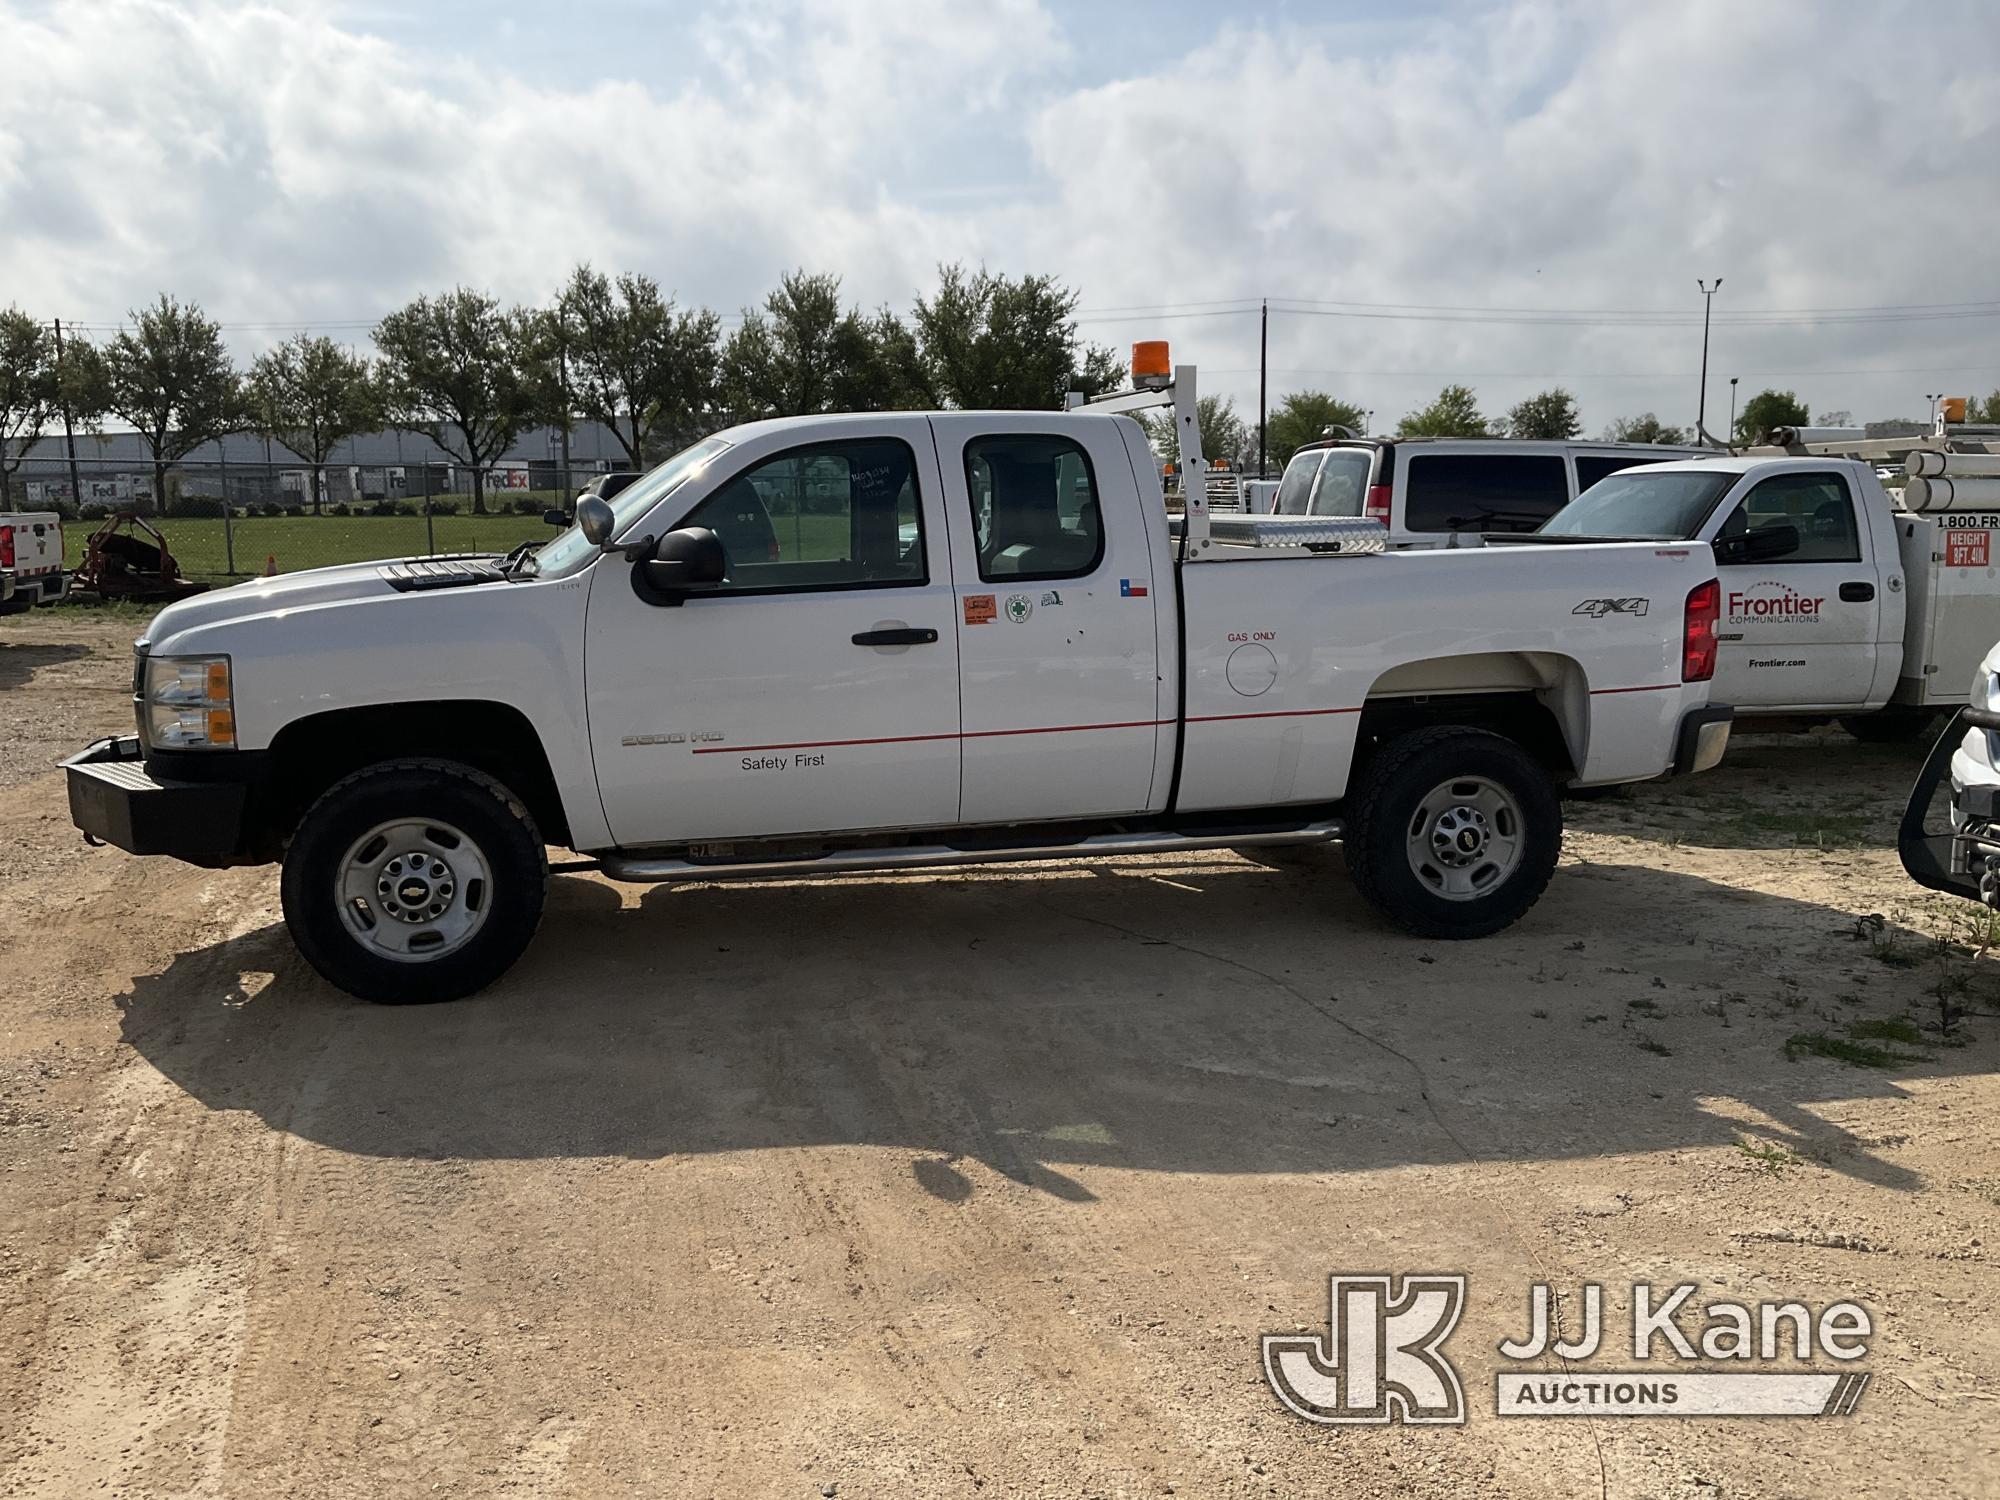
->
[930,415,1163,825]
[1703,468,1883,709]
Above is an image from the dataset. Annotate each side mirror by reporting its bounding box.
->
[543,508,570,528]
[577,496,616,547]
[632,526,727,606]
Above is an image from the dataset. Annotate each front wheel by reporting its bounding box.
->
[1343,726,1562,939]
[281,760,548,1003]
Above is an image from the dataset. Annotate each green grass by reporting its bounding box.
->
[1847,1016,1925,1046]
[1736,1140,1801,1174]
[64,513,559,581]
[1785,1029,1921,1068]
[62,508,862,582]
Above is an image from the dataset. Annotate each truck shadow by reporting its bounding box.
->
[0,642,89,692]
[112,852,1997,1199]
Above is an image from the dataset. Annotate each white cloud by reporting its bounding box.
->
[2,0,1997,432]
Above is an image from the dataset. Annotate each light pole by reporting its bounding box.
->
[1728,377,1739,446]
[1696,278,1723,443]
[1926,392,1943,429]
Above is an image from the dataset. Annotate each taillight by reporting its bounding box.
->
[1683,579,1720,682]
[1364,483,1392,523]
[0,527,13,569]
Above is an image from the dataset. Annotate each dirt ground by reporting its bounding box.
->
[1,608,1996,1499]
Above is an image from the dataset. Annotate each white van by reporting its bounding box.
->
[1270,438,1713,547]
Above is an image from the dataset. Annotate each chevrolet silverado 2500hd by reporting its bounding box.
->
[66,359,1731,1002]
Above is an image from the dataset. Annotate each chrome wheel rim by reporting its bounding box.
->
[1404,776,1524,902]
[336,817,493,963]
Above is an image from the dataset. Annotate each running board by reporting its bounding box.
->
[598,819,1342,885]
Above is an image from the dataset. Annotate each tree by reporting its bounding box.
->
[1142,394,1249,469]
[1601,412,1687,445]
[1265,391,1366,469]
[248,334,380,513]
[1972,390,2000,424]
[722,271,925,419]
[554,265,722,466]
[101,296,245,514]
[374,289,535,515]
[1815,408,1853,427]
[1505,387,1581,440]
[1397,384,1486,438]
[1734,388,1810,445]
[0,309,60,500]
[914,263,1118,409]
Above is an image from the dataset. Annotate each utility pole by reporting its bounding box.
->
[52,318,84,507]
[1727,376,1739,446]
[1257,299,1268,478]
[1696,279,1722,444]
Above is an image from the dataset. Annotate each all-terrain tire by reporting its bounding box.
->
[1343,726,1562,940]
[281,759,547,1003]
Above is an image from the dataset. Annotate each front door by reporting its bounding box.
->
[929,415,1164,825]
[1708,468,1883,709]
[585,421,963,846]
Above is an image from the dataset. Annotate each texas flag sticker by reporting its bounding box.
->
[1120,579,1149,598]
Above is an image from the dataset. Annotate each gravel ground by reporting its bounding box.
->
[1,605,1996,1498]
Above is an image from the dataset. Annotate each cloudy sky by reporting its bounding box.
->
[4,0,1998,437]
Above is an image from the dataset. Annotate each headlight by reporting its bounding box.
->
[142,654,235,749]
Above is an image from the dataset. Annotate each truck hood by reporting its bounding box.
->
[142,557,473,650]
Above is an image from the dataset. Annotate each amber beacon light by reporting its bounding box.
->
[1131,340,1172,391]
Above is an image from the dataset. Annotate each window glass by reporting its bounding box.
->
[678,437,924,592]
[1308,450,1373,516]
[1274,451,1323,515]
[1402,454,1570,533]
[1539,469,1736,540]
[1714,471,1860,564]
[964,434,1103,581]
[1575,453,1671,492]
[531,435,729,577]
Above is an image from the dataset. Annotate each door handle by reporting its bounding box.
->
[851,627,939,647]
[1840,582,1875,603]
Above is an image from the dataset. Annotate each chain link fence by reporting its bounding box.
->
[2,456,624,580]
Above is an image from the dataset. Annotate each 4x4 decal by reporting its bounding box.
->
[1573,597,1649,619]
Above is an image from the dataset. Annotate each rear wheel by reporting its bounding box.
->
[1343,726,1562,939]
[281,760,547,1003]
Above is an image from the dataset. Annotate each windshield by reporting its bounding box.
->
[530,435,733,577]
[1537,468,1736,541]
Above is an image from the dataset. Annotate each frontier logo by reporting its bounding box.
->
[1727,580,1825,624]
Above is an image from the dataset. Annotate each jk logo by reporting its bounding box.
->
[1263,1274,1467,1425]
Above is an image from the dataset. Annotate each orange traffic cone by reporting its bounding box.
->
[264,554,277,577]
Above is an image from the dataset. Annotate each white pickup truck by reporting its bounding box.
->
[0,510,65,613]
[1514,454,2000,740]
[66,360,1731,1002]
